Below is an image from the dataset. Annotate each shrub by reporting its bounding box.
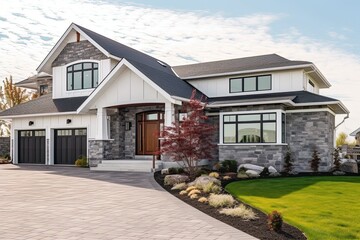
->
[185,186,197,193]
[171,183,187,191]
[190,194,199,199]
[202,182,222,194]
[309,148,321,172]
[75,156,88,167]
[208,194,235,208]
[219,205,257,220]
[267,210,283,232]
[332,148,341,171]
[260,167,270,177]
[198,197,208,203]
[188,189,201,196]
[220,160,238,173]
[333,171,345,176]
[179,190,187,195]
[223,176,232,181]
[209,172,220,178]
[168,167,185,174]
[195,169,209,177]
[283,147,294,174]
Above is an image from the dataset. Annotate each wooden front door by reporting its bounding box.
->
[136,111,164,155]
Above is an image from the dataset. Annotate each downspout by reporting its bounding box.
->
[334,113,350,148]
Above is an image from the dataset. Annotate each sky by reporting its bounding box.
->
[0,0,359,138]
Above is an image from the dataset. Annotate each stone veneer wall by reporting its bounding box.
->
[52,40,108,67]
[219,145,287,170]
[286,111,335,172]
[0,137,10,156]
[88,140,114,167]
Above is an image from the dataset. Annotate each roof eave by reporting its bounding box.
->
[0,111,78,120]
[178,64,314,80]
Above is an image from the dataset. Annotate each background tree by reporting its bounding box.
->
[0,76,35,136]
[159,90,216,179]
[336,132,350,147]
[332,147,341,171]
[309,148,321,172]
[283,147,294,174]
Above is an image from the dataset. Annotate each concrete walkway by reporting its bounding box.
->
[0,165,256,240]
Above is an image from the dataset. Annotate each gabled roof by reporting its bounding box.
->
[15,72,52,90]
[350,127,360,136]
[0,94,87,118]
[37,23,201,100]
[206,91,349,114]
[173,54,331,88]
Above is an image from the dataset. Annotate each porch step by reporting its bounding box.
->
[90,160,163,172]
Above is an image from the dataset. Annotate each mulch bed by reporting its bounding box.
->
[154,171,306,240]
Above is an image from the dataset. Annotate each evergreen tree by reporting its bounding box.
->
[309,148,321,172]
[332,148,341,171]
[283,147,294,173]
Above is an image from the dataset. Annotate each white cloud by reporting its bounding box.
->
[0,0,359,136]
[328,31,346,40]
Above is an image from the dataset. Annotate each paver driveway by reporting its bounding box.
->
[0,165,256,240]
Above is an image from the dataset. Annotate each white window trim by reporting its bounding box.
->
[219,109,285,145]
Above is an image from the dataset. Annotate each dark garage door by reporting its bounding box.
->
[54,129,87,165]
[18,130,46,164]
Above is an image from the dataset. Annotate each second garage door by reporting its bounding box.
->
[54,129,87,165]
[18,130,46,164]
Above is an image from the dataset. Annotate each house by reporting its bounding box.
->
[0,23,349,172]
[341,128,360,160]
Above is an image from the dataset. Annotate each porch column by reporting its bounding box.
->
[164,102,175,127]
[97,107,109,139]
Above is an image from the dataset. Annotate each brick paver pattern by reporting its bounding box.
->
[0,165,257,240]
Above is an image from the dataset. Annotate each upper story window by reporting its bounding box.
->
[308,79,315,92]
[229,75,271,93]
[39,85,49,96]
[67,62,99,91]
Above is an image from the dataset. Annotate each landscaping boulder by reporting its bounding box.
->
[189,175,221,189]
[269,172,281,177]
[340,159,358,174]
[333,171,346,176]
[238,163,264,173]
[164,174,189,186]
[161,168,169,175]
[268,166,278,173]
[237,172,249,179]
[245,170,260,178]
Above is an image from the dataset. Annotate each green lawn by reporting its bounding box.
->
[226,176,360,240]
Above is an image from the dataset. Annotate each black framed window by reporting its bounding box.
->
[230,75,271,93]
[282,113,286,143]
[39,85,49,96]
[67,62,99,91]
[223,112,277,143]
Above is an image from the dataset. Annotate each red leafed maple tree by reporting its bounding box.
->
[159,90,216,178]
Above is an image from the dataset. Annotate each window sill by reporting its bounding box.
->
[218,143,288,146]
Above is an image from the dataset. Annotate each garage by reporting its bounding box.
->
[54,129,87,165]
[18,130,46,164]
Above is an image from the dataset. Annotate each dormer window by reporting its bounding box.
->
[230,75,271,93]
[39,85,49,96]
[67,62,99,91]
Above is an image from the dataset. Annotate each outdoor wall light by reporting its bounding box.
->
[28,121,34,126]
[66,119,72,124]
[125,121,132,131]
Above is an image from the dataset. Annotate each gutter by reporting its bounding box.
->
[335,113,349,129]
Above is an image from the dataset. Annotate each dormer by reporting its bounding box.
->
[173,54,331,98]
[36,23,120,99]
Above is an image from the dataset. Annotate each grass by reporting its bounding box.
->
[226,176,360,240]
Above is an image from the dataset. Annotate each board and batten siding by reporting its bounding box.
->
[90,67,169,109]
[52,58,112,99]
[10,114,97,164]
[187,69,309,98]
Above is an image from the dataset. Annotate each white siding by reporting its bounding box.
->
[187,69,306,98]
[11,113,97,165]
[52,59,112,99]
[304,73,320,94]
[90,68,168,109]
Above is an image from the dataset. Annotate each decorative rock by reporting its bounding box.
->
[340,159,358,173]
[237,172,249,179]
[269,172,281,177]
[245,170,260,178]
[333,171,346,176]
[188,175,221,188]
[268,166,278,173]
[164,174,189,186]
[238,164,264,173]
[161,168,169,175]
